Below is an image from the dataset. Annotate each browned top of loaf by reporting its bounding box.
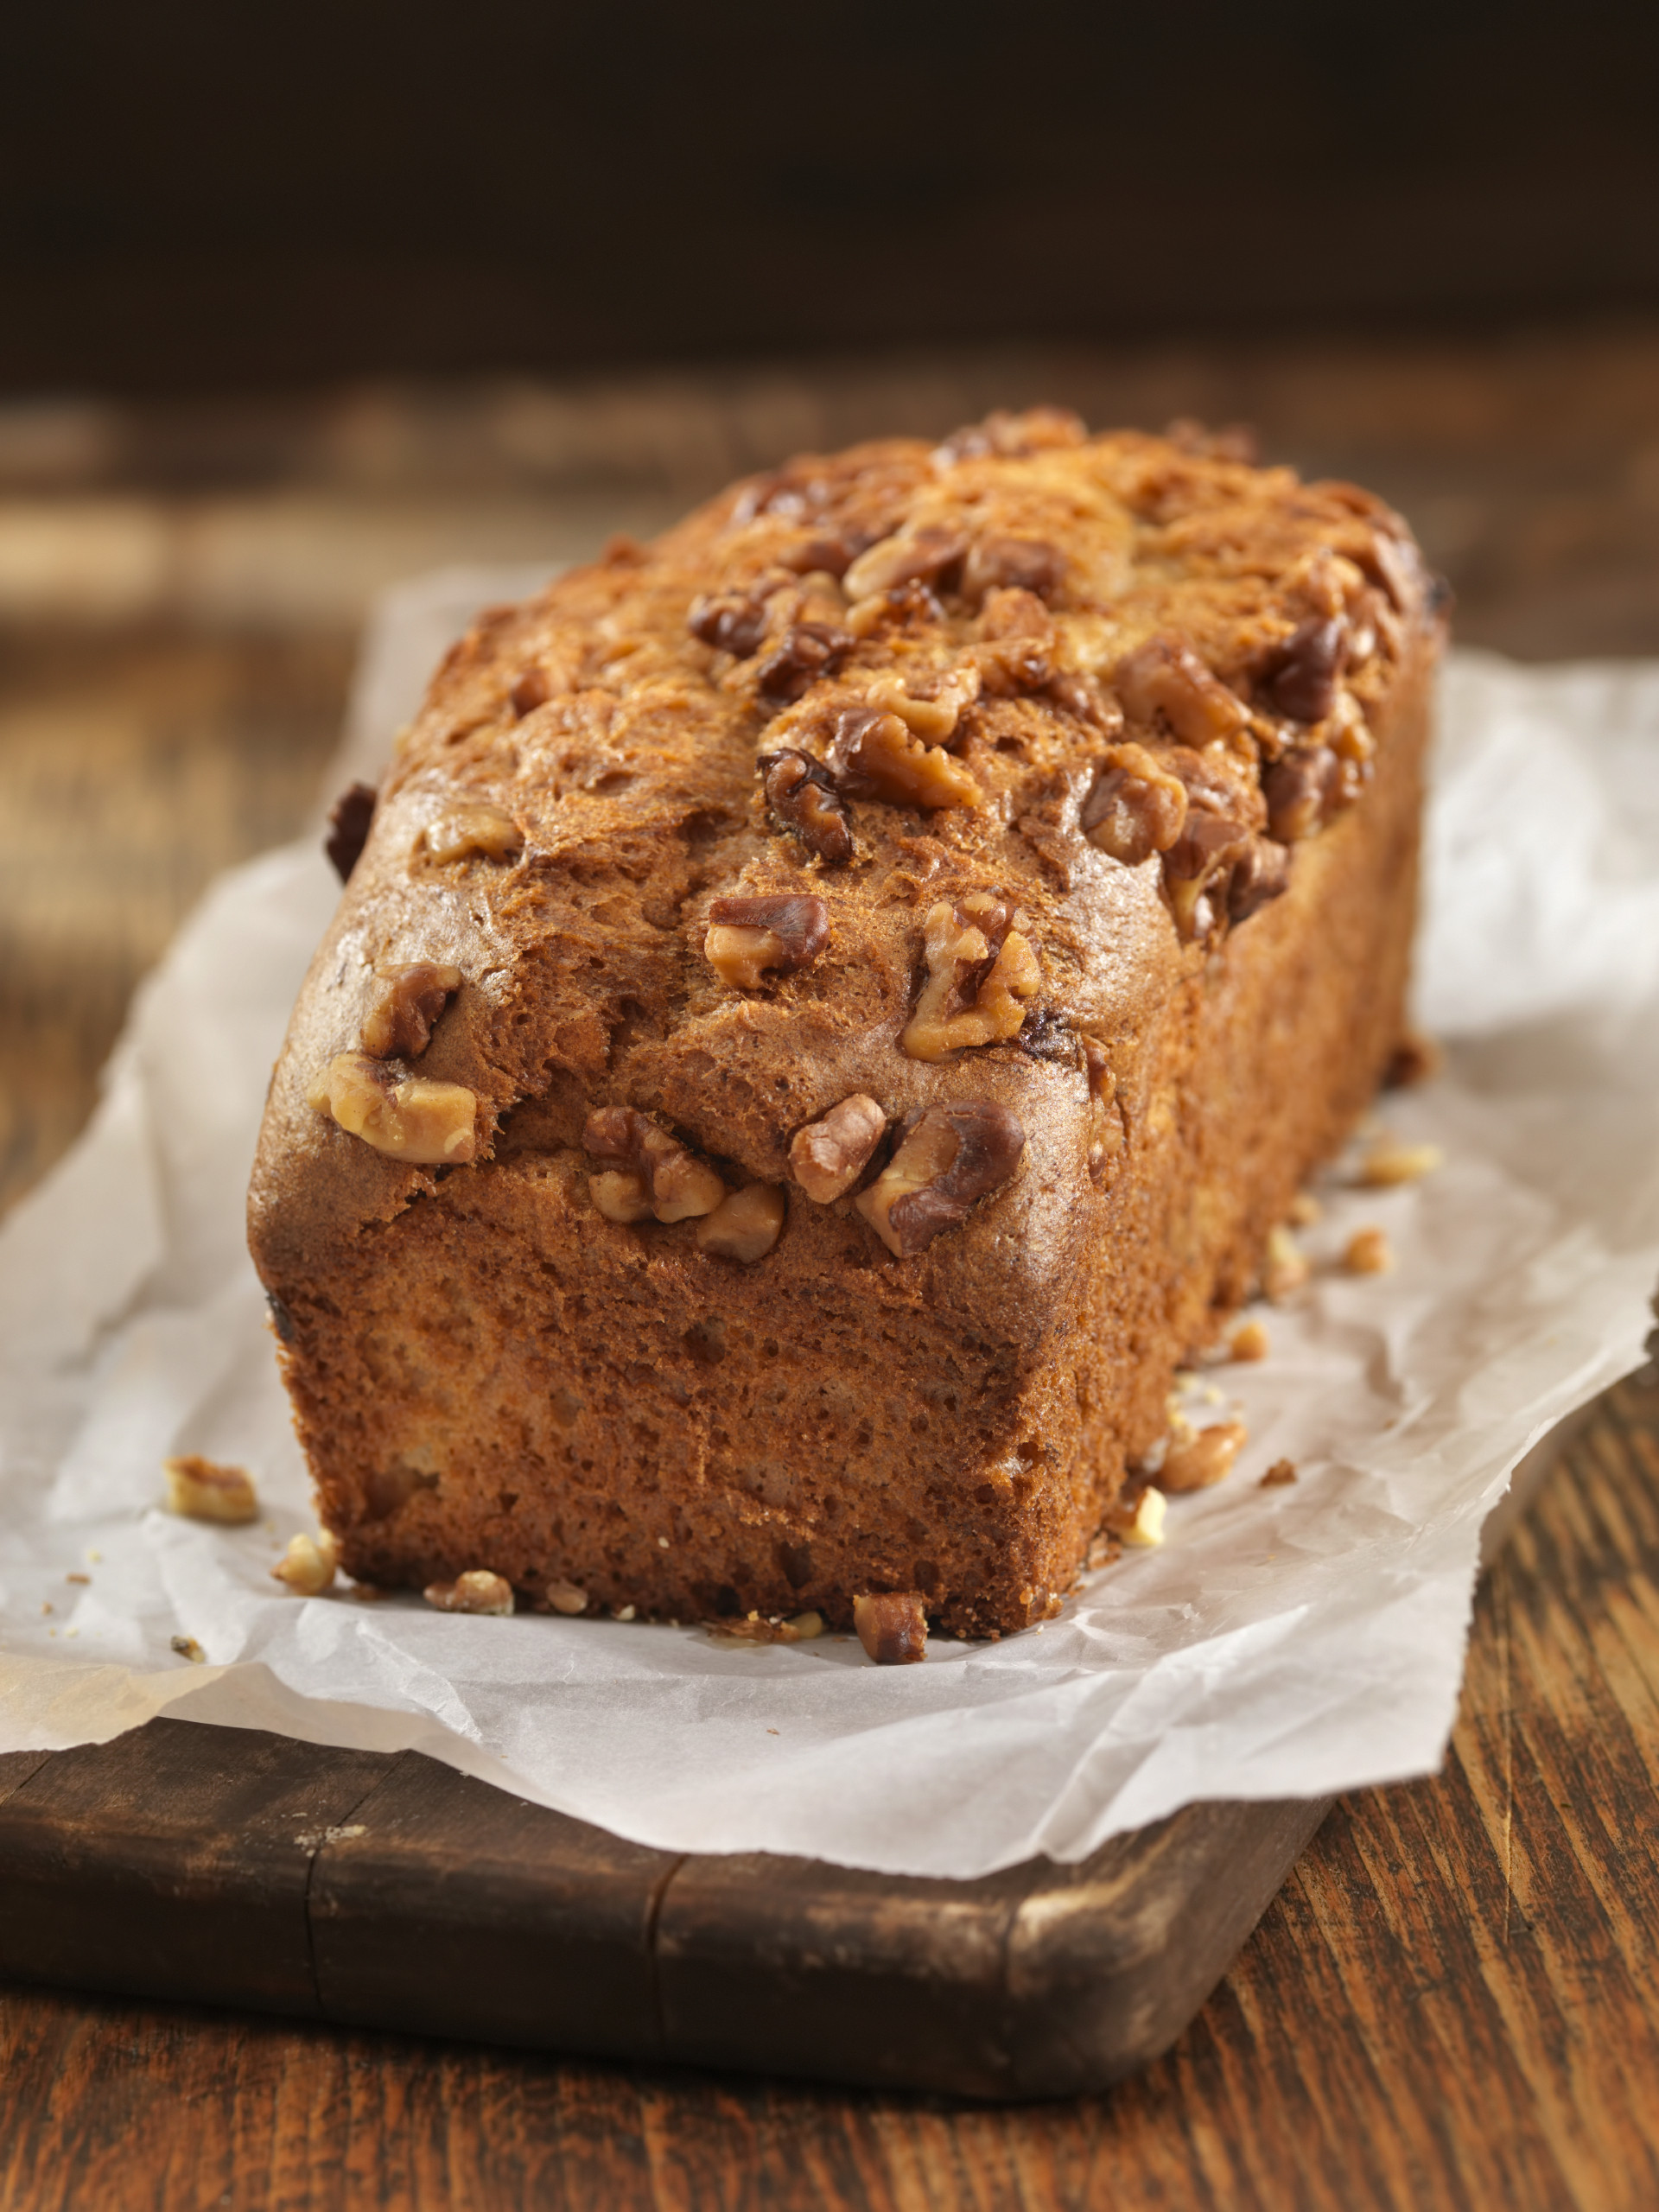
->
[251,410,1436,1263]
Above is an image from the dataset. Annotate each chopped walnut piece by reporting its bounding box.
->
[360,962,461,1059]
[1344,1226,1394,1274]
[826,706,982,811]
[759,749,855,864]
[1116,635,1249,746]
[423,802,524,865]
[703,893,830,988]
[1263,1224,1310,1301]
[1117,1488,1167,1547]
[1287,1192,1323,1226]
[582,1107,726,1223]
[1260,1459,1298,1488]
[1386,1031,1444,1088]
[325,782,377,883]
[1229,1321,1270,1363]
[842,524,967,601]
[696,1183,786,1262]
[271,1530,338,1597]
[708,1609,824,1647]
[170,1635,206,1663]
[545,1580,588,1616]
[1160,811,1258,941]
[856,1099,1025,1256]
[853,1591,928,1664]
[901,897,1041,1061]
[963,536,1066,602]
[424,1568,515,1616]
[789,1093,887,1202]
[163,1455,259,1526]
[934,407,1086,463]
[307,1052,478,1165]
[1159,1421,1247,1494]
[754,620,854,702]
[863,664,980,743]
[590,1170,655,1224]
[1081,741,1190,864]
[1263,746,1341,842]
[688,589,769,658]
[1358,1140,1443,1186]
[1259,616,1348,723]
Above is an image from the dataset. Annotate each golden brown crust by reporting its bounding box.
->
[249,411,1443,1637]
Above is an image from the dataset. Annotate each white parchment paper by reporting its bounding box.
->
[3,576,1656,1878]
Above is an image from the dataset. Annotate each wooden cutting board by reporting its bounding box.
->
[0,1419,1576,2101]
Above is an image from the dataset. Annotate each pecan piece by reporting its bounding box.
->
[1080,741,1189,864]
[360,962,461,1059]
[688,589,769,658]
[423,802,524,865]
[163,1455,259,1526]
[325,782,377,883]
[826,707,982,811]
[788,1093,887,1202]
[582,1107,726,1223]
[901,895,1041,1060]
[855,1099,1025,1256]
[853,1591,928,1665]
[696,1182,786,1262]
[754,620,854,702]
[704,893,829,988]
[1259,616,1348,723]
[963,537,1066,602]
[1262,746,1341,842]
[842,524,967,601]
[1116,635,1249,746]
[760,749,855,864]
[306,1052,478,1165]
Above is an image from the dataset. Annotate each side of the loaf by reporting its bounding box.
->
[249,414,1443,1637]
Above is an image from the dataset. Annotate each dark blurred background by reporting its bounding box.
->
[3,0,1659,1203]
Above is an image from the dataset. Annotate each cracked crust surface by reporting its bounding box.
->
[249,412,1442,1637]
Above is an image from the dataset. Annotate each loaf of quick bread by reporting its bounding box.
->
[249,410,1443,1642]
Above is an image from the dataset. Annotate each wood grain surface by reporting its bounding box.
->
[3,344,1657,2208]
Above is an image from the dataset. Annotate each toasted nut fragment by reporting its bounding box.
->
[170,1635,206,1663]
[901,897,1041,1060]
[590,1169,655,1224]
[424,1568,515,1616]
[826,706,982,811]
[272,1531,338,1597]
[856,1099,1025,1257]
[934,406,1086,463]
[1263,1224,1310,1301]
[1259,616,1348,723]
[1161,811,1268,942]
[583,1107,726,1222]
[696,1183,786,1263]
[1081,741,1189,864]
[853,1591,929,1665]
[688,588,769,658]
[1263,745,1341,842]
[708,1609,824,1647]
[864,664,980,742]
[1386,1031,1444,1088]
[360,962,461,1058]
[1344,1226,1394,1274]
[1120,1488,1167,1547]
[1287,1192,1323,1226]
[1229,1321,1270,1363]
[789,1093,887,1203]
[545,1580,588,1616]
[307,1052,478,1165]
[843,524,967,601]
[963,536,1066,602]
[325,781,377,883]
[1159,1421,1247,1494]
[1260,1459,1299,1488]
[1116,635,1249,746]
[423,802,523,864]
[704,893,830,988]
[754,620,854,702]
[1358,1140,1443,1186]
[163,1455,259,1525]
[759,749,855,865]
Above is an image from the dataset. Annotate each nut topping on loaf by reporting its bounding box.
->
[252,409,1444,1638]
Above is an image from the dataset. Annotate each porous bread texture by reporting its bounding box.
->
[249,411,1443,1638]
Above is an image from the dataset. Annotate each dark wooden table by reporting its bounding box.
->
[3,334,1658,2209]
